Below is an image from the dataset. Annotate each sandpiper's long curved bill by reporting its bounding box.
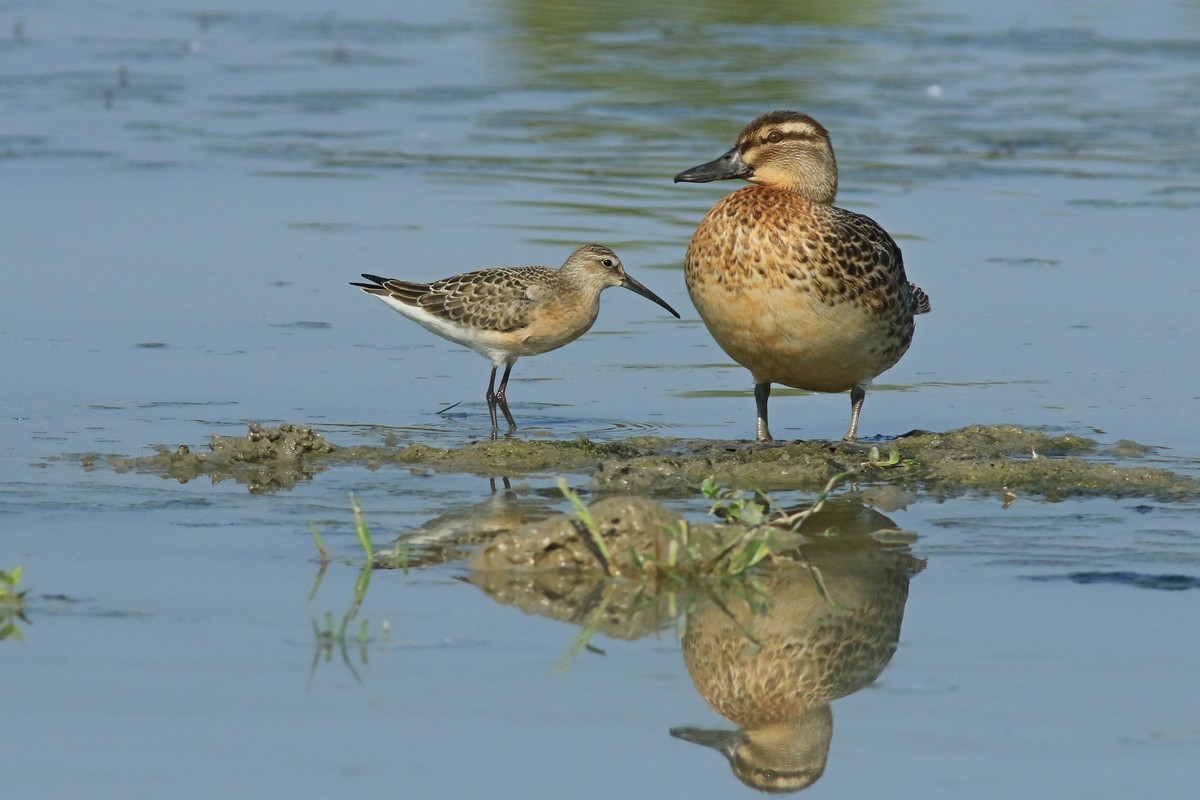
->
[674,146,753,183]
[621,273,681,318]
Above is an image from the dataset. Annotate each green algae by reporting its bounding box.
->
[594,427,1199,501]
[84,422,1200,502]
[892,426,1195,501]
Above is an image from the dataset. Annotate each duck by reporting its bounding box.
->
[675,110,930,442]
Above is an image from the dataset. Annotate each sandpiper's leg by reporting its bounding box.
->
[754,382,773,443]
[844,384,866,441]
[495,362,517,432]
[485,365,502,435]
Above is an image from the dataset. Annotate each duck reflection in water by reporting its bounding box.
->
[671,499,925,793]
[462,489,924,793]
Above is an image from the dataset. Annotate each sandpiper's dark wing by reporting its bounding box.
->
[352,267,557,332]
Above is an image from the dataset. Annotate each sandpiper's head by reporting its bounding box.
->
[674,110,838,204]
[562,244,680,318]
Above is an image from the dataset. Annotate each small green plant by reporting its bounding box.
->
[0,566,25,602]
[701,477,771,525]
[630,519,691,574]
[676,470,855,578]
[776,470,856,530]
[305,495,387,687]
[349,492,373,562]
[705,526,774,575]
[371,538,411,571]
[631,518,772,580]
[862,445,913,469]
[1,566,30,642]
[703,471,856,533]
[311,523,331,563]
[553,588,615,673]
[557,478,617,576]
[309,609,371,687]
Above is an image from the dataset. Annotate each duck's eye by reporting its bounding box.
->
[602,258,615,268]
[766,130,783,143]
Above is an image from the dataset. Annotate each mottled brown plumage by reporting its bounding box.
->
[676,111,930,442]
[352,244,679,435]
[672,500,925,793]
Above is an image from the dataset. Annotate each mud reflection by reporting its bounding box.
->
[465,496,924,792]
[391,478,558,568]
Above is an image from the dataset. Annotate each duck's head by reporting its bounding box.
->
[674,110,839,204]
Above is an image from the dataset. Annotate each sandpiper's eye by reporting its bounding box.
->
[767,130,783,143]
[602,258,615,268]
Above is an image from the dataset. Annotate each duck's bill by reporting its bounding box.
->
[669,726,749,759]
[673,146,753,183]
[621,274,681,318]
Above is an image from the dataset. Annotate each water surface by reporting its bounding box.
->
[3,0,1199,796]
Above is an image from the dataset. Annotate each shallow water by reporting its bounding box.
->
[3,0,1200,796]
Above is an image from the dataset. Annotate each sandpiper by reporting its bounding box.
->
[675,110,930,442]
[351,244,679,435]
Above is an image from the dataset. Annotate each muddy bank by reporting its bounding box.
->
[87,422,335,494]
[85,422,1200,501]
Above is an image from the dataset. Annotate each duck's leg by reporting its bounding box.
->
[494,361,517,433]
[844,384,866,441]
[754,382,773,443]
